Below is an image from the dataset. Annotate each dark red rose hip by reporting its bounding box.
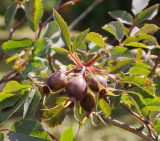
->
[47,71,67,91]
[66,75,87,101]
[80,93,96,112]
[87,74,107,92]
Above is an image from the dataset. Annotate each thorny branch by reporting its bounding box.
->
[120,103,157,140]
[101,114,155,141]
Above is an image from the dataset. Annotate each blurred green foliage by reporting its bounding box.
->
[0,0,159,32]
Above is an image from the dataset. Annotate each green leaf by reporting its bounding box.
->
[121,93,143,117]
[154,118,160,132]
[34,0,43,31]
[142,106,160,113]
[109,10,133,25]
[8,119,52,141]
[33,38,46,56]
[130,67,150,76]
[125,42,147,48]
[137,24,159,34]
[52,47,69,55]
[135,48,143,62]
[135,4,159,24]
[128,91,146,105]
[133,62,151,70]
[121,76,155,96]
[98,98,112,116]
[132,0,150,15]
[23,89,41,119]
[44,21,59,38]
[2,81,29,94]
[137,33,158,45]
[110,46,127,55]
[60,127,74,141]
[86,32,105,48]
[0,132,4,141]
[24,0,43,31]
[53,9,71,50]
[43,99,67,128]
[123,36,139,44]
[0,93,21,110]
[121,76,145,85]
[102,21,125,42]
[5,2,18,30]
[0,91,28,125]
[110,58,133,73]
[2,38,33,55]
[72,29,90,51]
[144,97,160,105]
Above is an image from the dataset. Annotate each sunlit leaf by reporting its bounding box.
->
[33,38,46,56]
[137,33,158,45]
[23,89,41,119]
[110,58,133,72]
[110,46,128,55]
[73,29,90,51]
[53,9,71,50]
[130,67,150,76]
[86,32,105,48]
[109,10,133,25]
[123,36,139,44]
[121,76,155,96]
[24,0,43,31]
[52,47,69,55]
[132,0,150,15]
[2,81,29,94]
[137,24,159,34]
[60,127,74,141]
[125,42,147,48]
[99,98,112,116]
[102,21,125,42]
[2,38,33,55]
[135,4,159,24]
[0,93,21,110]
[121,76,145,85]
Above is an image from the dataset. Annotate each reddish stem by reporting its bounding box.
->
[69,53,83,67]
[85,51,106,67]
[60,0,81,10]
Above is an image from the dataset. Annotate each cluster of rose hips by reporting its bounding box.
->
[47,70,107,113]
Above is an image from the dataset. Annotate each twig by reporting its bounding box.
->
[120,103,146,125]
[69,0,104,30]
[42,0,80,27]
[0,70,18,85]
[149,52,160,77]
[101,115,154,141]
[120,103,156,140]
[8,16,26,40]
[0,128,9,132]
[47,132,59,141]
[60,0,80,10]
[48,54,54,73]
